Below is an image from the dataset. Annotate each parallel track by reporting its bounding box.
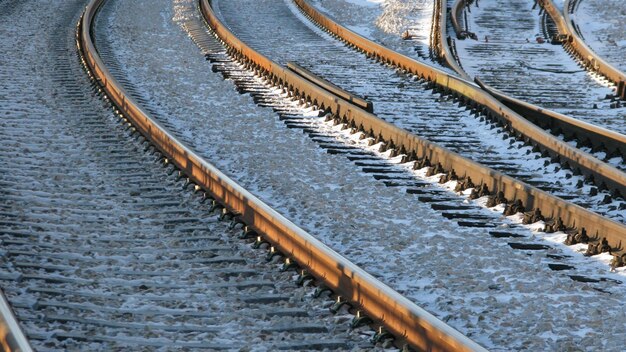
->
[0,0,378,349]
[449,0,626,141]
[0,0,486,350]
[443,0,626,171]
[77,0,485,350]
[204,0,626,257]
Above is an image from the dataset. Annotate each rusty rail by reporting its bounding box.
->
[80,0,487,350]
[450,0,467,38]
[434,0,470,79]
[0,289,32,352]
[437,0,626,163]
[290,0,626,204]
[475,78,626,160]
[540,0,626,99]
[287,62,373,112]
[204,0,626,268]
[292,0,626,199]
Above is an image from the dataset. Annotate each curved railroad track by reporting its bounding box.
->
[441,0,626,175]
[0,0,487,350]
[562,0,626,94]
[202,0,626,258]
[448,0,626,148]
[2,0,626,350]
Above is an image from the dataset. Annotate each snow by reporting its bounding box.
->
[311,0,456,73]
[572,0,626,72]
[452,0,626,137]
[0,0,375,350]
[342,0,384,7]
[94,0,626,350]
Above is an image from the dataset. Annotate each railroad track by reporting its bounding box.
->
[205,3,619,248]
[1,0,625,350]
[441,0,626,177]
[0,0,489,350]
[91,0,626,349]
[198,1,626,349]
[442,1,626,168]
[449,0,626,141]
[562,0,626,94]
[566,0,626,73]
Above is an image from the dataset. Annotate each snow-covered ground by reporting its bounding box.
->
[573,0,626,72]
[311,0,456,73]
[0,0,375,350]
[221,0,624,222]
[95,0,626,350]
[453,0,626,137]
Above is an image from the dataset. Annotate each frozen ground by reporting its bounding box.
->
[573,0,626,72]
[96,0,626,350]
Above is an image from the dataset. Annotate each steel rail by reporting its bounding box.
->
[0,290,32,352]
[540,0,626,99]
[475,78,626,160]
[439,0,626,166]
[433,0,470,79]
[287,62,374,112]
[203,0,626,265]
[78,0,487,351]
[288,0,626,243]
[293,0,626,199]
[450,0,468,39]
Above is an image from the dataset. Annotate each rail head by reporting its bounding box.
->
[80,0,488,350]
